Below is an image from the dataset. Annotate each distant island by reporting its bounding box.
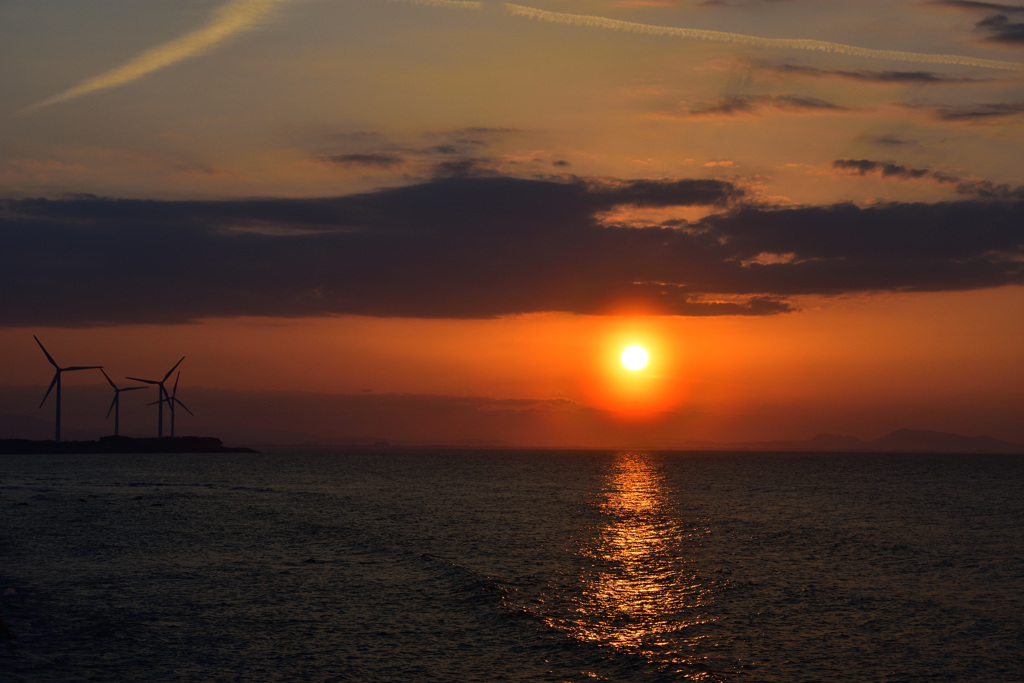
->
[681,429,1023,455]
[0,435,257,455]
[1,429,1020,455]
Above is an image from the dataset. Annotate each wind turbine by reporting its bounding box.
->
[34,335,103,442]
[149,372,193,437]
[100,369,144,437]
[127,356,184,438]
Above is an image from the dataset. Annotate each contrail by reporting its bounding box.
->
[503,3,1024,72]
[400,0,484,8]
[22,0,291,113]
[23,0,1023,115]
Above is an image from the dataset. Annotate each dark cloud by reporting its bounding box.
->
[690,94,848,117]
[699,202,1024,294]
[318,127,519,171]
[872,136,914,146]
[590,178,744,207]
[323,153,404,168]
[698,0,795,5]
[432,158,500,178]
[2,175,1022,327]
[926,101,1024,120]
[832,158,1024,198]
[955,179,1024,199]
[832,159,933,180]
[772,64,976,84]
[976,14,1024,43]
[927,1,1024,13]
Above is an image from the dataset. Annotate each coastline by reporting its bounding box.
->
[0,435,257,454]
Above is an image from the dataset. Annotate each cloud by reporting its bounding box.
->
[432,158,502,178]
[22,0,291,113]
[25,0,1023,116]
[2,175,1022,327]
[926,1,1024,14]
[323,153,406,168]
[502,2,1024,71]
[321,127,519,161]
[400,0,484,8]
[688,94,849,117]
[976,14,1024,44]
[831,158,1024,198]
[614,0,683,7]
[769,64,981,84]
[832,159,934,180]
[925,100,1024,120]
[698,0,797,5]
[955,179,1024,199]
[872,135,915,146]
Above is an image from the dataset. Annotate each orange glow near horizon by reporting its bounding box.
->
[582,321,689,420]
[2,286,1023,444]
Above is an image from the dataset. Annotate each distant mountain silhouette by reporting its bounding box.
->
[868,428,1022,453]
[728,429,1022,454]
[805,433,872,450]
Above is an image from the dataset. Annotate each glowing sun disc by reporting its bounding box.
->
[621,345,648,371]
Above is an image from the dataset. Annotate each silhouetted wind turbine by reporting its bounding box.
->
[149,371,193,437]
[34,335,103,443]
[127,356,184,438]
[100,369,144,437]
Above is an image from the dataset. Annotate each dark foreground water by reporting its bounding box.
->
[2,449,1023,682]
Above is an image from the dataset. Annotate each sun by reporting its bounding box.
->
[621,345,648,371]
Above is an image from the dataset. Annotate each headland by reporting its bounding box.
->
[0,435,257,454]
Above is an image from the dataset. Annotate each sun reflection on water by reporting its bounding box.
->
[547,451,717,675]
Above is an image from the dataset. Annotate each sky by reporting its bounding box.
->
[1,0,1023,447]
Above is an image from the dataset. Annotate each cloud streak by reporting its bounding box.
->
[976,14,1024,45]
[502,3,1024,71]
[832,158,1024,198]
[23,0,1024,114]
[22,0,291,113]
[688,93,850,117]
[769,63,982,84]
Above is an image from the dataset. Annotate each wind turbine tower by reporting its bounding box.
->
[150,372,193,437]
[34,335,103,442]
[101,369,144,437]
[127,357,184,438]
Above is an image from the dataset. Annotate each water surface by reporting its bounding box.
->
[2,449,1022,681]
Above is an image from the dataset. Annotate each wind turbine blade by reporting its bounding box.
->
[172,372,180,397]
[174,398,194,416]
[34,335,59,368]
[106,395,117,419]
[39,373,59,408]
[100,368,118,389]
[65,365,103,372]
[162,356,185,382]
[121,386,146,392]
[126,376,159,385]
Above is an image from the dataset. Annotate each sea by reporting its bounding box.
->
[2,448,1023,682]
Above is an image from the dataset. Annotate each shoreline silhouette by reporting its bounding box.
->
[0,435,256,454]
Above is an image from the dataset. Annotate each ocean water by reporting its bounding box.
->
[2,449,1023,682]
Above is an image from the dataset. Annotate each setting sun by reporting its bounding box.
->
[621,345,648,371]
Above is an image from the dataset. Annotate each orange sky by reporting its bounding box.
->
[3,285,1021,445]
[2,1,1023,446]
